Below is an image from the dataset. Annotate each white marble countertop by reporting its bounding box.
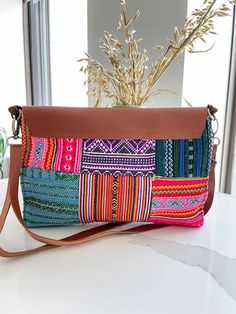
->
[1,179,236,314]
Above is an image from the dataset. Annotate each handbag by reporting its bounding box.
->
[0,105,218,257]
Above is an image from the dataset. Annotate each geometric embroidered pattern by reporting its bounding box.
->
[148,177,209,227]
[21,114,82,173]
[81,139,156,176]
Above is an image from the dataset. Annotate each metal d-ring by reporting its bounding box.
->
[212,117,219,136]
[208,107,220,145]
[214,136,220,146]
[7,135,22,145]
[11,108,22,137]
[208,108,219,136]
[12,116,18,137]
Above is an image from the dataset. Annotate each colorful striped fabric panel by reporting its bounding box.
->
[155,119,214,178]
[78,174,152,223]
[116,176,152,222]
[148,177,209,227]
[21,167,80,227]
[78,174,113,223]
[81,139,156,176]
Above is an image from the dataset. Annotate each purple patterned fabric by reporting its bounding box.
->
[81,139,156,176]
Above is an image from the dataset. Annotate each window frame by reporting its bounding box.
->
[23,0,52,105]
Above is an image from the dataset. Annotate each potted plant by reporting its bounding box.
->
[0,127,8,179]
[78,0,236,107]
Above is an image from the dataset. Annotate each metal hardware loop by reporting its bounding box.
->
[7,135,22,145]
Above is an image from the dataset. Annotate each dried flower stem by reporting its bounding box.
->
[78,0,236,107]
[141,0,218,103]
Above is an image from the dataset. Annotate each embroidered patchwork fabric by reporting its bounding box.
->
[148,177,208,227]
[21,113,214,228]
[22,117,82,173]
[78,174,152,223]
[21,167,80,227]
[155,119,213,178]
[81,139,156,176]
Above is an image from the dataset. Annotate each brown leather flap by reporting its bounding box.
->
[22,106,208,140]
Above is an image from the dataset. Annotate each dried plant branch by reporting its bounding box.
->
[78,0,236,107]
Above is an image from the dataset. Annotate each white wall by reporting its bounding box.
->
[50,0,88,107]
[0,0,26,134]
[182,0,234,190]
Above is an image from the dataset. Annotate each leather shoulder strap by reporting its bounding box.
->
[0,144,217,258]
[0,144,166,258]
[204,144,217,215]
